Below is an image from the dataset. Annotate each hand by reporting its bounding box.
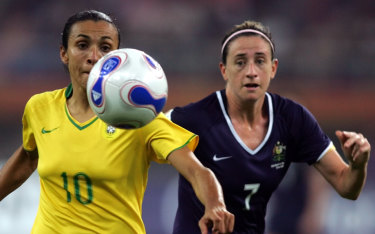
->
[335,130,371,168]
[198,206,234,234]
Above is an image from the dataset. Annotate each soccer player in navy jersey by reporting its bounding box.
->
[168,20,371,233]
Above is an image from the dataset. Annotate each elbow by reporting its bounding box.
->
[340,190,361,200]
[342,195,359,201]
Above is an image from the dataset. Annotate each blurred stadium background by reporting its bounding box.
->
[0,0,374,233]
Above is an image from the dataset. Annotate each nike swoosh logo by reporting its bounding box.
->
[213,154,232,161]
[41,127,58,134]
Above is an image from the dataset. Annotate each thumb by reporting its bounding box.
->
[335,130,354,159]
[335,130,346,145]
[199,218,210,234]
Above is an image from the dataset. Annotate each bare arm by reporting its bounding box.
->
[0,145,38,201]
[314,130,370,200]
[168,146,234,234]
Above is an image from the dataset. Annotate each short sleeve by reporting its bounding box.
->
[143,113,198,163]
[22,98,37,151]
[289,104,331,164]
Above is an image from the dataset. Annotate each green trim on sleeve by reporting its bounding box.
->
[23,147,37,153]
[166,134,198,159]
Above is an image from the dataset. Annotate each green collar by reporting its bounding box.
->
[64,83,98,130]
[65,83,73,99]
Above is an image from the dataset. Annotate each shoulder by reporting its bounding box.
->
[269,93,303,112]
[174,90,220,113]
[143,112,191,134]
[141,112,198,151]
[170,90,221,128]
[269,92,313,120]
[26,87,66,109]
[269,92,323,138]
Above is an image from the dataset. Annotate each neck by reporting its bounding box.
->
[226,93,268,126]
[66,84,95,123]
[225,92,269,149]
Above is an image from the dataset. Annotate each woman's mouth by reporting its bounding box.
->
[244,83,259,88]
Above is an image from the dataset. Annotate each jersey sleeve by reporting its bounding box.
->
[289,104,332,164]
[22,97,37,152]
[143,112,199,163]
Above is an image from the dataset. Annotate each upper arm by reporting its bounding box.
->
[24,147,39,171]
[313,149,348,190]
[12,146,38,178]
[0,145,38,200]
[167,146,206,182]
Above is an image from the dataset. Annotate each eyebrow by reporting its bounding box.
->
[234,52,266,58]
[75,34,114,41]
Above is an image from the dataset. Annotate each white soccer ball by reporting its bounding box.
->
[87,48,168,129]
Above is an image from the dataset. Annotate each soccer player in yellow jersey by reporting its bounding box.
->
[0,10,234,234]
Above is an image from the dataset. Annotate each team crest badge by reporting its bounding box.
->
[106,125,116,134]
[102,124,120,138]
[271,141,286,169]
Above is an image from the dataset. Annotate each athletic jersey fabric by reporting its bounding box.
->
[170,90,332,234]
[22,85,198,234]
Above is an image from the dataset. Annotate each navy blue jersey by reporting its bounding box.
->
[170,90,332,234]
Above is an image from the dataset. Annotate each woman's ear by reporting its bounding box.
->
[219,62,228,82]
[270,58,278,80]
[60,45,68,65]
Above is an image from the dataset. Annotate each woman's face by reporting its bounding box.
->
[60,20,119,91]
[220,35,278,103]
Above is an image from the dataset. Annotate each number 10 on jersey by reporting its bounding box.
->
[61,172,93,205]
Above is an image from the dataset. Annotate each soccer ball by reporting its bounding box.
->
[87,48,168,129]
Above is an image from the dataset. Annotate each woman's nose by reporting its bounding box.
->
[87,47,101,64]
[246,62,257,77]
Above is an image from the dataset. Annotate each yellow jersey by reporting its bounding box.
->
[22,85,198,234]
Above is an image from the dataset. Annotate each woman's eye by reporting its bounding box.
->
[101,45,112,52]
[256,58,265,64]
[77,43,88,50]
[236,60,245,66]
